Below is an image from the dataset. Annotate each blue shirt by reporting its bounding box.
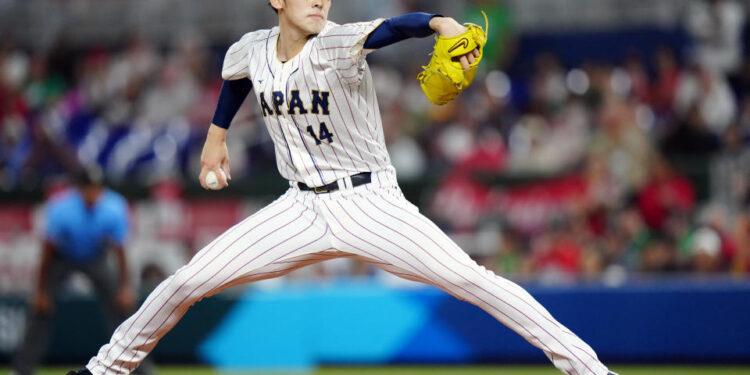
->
[45,189,129,262]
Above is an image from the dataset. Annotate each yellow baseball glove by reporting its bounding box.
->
[418,12,489,105]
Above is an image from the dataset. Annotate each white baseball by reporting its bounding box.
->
[205,169,227,190]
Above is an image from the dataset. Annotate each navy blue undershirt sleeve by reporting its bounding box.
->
[363,12,439,50]
[211,79,253,129]
[213,14,437,129]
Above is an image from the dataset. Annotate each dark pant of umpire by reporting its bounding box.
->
[11,252,153,375]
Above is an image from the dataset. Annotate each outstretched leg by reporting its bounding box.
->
[320,186,609,375]
[87,189,332,375]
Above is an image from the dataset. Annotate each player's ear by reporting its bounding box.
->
[269,0,283,13]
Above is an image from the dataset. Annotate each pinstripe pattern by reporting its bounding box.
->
[220,22,391,188]
[85,16,609,375]
[318,184,608,375]
[89,189,332,375]
[369,195,603,365]
[87,176,609,375]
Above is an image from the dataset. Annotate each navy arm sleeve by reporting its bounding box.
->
[211,79,253,129]
[363,12,439,50]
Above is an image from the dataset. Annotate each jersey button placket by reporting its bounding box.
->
[271,63,290,181]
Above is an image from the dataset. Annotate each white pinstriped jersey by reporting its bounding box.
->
[222,20,391,188]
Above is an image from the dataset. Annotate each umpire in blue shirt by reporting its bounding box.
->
[11,168,147,375]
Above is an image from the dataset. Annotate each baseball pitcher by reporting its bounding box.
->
[68,1,617,374]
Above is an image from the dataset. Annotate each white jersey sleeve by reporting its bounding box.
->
[317,19,385,84]
[221,30,266,81]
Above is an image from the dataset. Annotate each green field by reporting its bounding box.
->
[317,366,750,375]
[7,366,750,375]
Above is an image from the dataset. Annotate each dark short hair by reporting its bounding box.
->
[72,166,104,188]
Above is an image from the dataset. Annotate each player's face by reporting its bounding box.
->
[277,0,330,35]
[81,185,103,208]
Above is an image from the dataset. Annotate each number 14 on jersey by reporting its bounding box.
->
[306,122,334,145]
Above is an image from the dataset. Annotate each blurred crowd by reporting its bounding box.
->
[1,0,750,291]
[424,0,750,282]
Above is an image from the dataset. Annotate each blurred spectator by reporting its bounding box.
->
[637,155,695,233]
[640,234,678,273]
[690,226,734,273]
[507,96,589,173]
[684,0,745,75]
[674,61,737,136]
[661,104,721,154]
[650,47,681,119]
[688,226,724,273]
[735,211,750,273]
[0,42,30,91]
[578,151,624,237]
[590,96,654,193]
[710,124,750,217]
[525,217,582,282]
[496,226,522,275]
[17,113,81,187]
[739,96,750,139]
[107,35,159,101]
[523,214,605,283]
[0,91,28,187]
[529,53,568,114]
[137,57,199,126]
[22,55,65,110]
[695,203,738,266]
[609,204,653,270]
[623,52,651,105]
[664,207,695,267]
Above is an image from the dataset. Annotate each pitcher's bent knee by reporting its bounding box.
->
[164,269,210,303]
[437,267,488,297]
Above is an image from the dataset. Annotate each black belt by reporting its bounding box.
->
[298,172,371,194]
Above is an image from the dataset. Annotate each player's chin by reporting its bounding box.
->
[305,20,326,35]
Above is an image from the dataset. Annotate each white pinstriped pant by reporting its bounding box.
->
[87,168,609,375]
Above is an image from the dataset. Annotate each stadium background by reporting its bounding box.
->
[1,0,750,373]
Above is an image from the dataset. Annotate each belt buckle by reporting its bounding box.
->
[313,186,329,194]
